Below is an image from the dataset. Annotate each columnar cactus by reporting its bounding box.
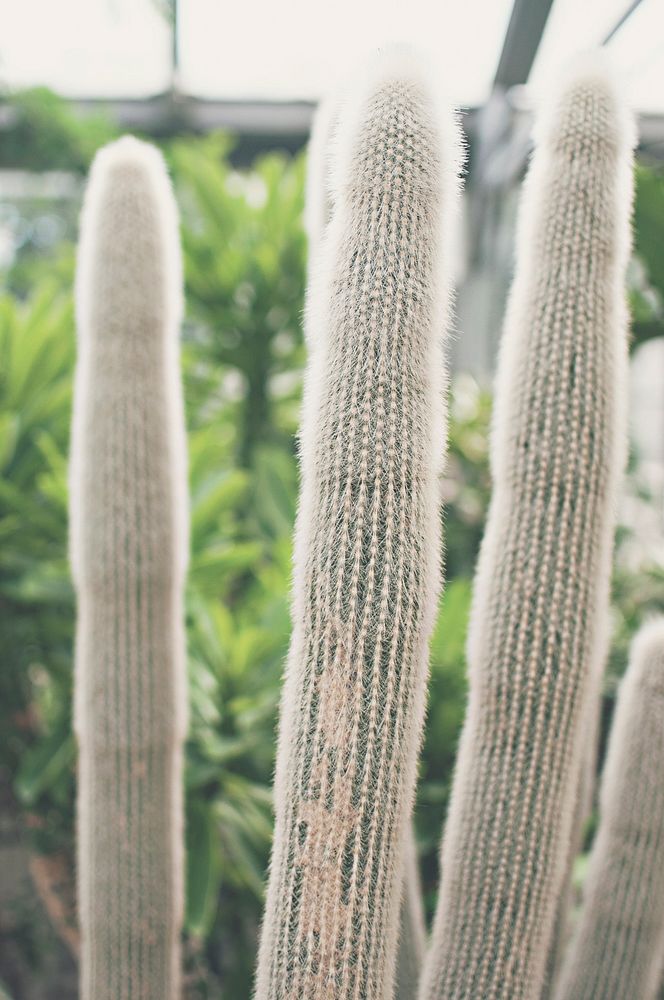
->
[418,54,634,1000]
[542,645,605,998]
[255,49,461,1000]
[69,137,188,1000]
[554,619,664,1000]
[395,828,427,1000]
[305,90,430,999]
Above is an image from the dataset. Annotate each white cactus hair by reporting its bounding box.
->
[70,135,188,585]
[256,44,462,999]
[301,41,464,460]
[419,50,635,1000]
[554,617,664,998]
[70,134,188,1000]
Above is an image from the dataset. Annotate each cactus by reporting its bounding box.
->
[69,137,188,1000]
[418,54,634,1000]
[395,828,427,1000]
[554,619,664,999]
[542,642,605,999]
[254,48,461,1000]
[305,90,429,1000]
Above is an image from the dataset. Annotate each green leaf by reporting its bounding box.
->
[185,799,221,937]
[190,541,263,592]
[15,729,75,806]
[430,578,472,667]
[251,445,297,540]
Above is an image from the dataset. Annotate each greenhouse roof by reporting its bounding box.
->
[2,0,663,113]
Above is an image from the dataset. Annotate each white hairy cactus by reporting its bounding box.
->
[70,137,188,1000]
[554,619,664,1000]
[305,88,431,1000]
[255,48,461,1000]
[419,53,634,1000]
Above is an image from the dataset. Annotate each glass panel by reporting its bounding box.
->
[179,0,514,106]
[529,0,664,113]
[0,0,172,97]
[606,0,664,114]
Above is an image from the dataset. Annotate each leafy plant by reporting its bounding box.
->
[1,88,664,998]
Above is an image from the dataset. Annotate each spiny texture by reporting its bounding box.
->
[419,54,634,1000]
[542,632,606,999]
[255,49,461,1000]
[541,723,597,998]
[554,619,664,1000]
[306,93,429,998]
[70,137,188,1000]
[395,828,427,1000]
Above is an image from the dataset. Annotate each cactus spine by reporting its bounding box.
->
[70,137,188,1000]
[554,619,664,1000]
[255,49,461,1000]
[418,54,634,1000]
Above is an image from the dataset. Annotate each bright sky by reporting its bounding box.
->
[1,0,663,111]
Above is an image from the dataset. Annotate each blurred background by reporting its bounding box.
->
[1,1,664,996]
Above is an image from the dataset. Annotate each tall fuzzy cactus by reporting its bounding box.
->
[554,619,664,1000]
[418,54,634,1000]
[69,137,188,1000]
[305,89,430,1000]
[255,49,461,1000]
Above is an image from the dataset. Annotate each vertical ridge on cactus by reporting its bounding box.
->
[69,136,188,1000]
[418,53,634,1000]
[254,47,462,1000]
[554,619,664,1000]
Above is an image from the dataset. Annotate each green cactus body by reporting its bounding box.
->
[254,49,461,1000]
[419,55,634,1000]
[554,619,664,1000]
[70,138,188,1000]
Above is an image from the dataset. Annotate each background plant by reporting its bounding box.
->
[1,87,663,998]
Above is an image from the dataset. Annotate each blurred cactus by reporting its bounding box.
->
[419,54,634,1000]
[395,828,427,1000]
[69,137,188,1000]
[254,49,461,1000]
[554,619,664,1000]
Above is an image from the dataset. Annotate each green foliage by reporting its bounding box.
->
[0,282,74,862]
[0,128,308,995]
[630,163,664,345]
[0,88,118,172]
[170,133,306,464]
[1,89,663,996]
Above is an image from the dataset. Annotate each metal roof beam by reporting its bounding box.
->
[493,0,555,90]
